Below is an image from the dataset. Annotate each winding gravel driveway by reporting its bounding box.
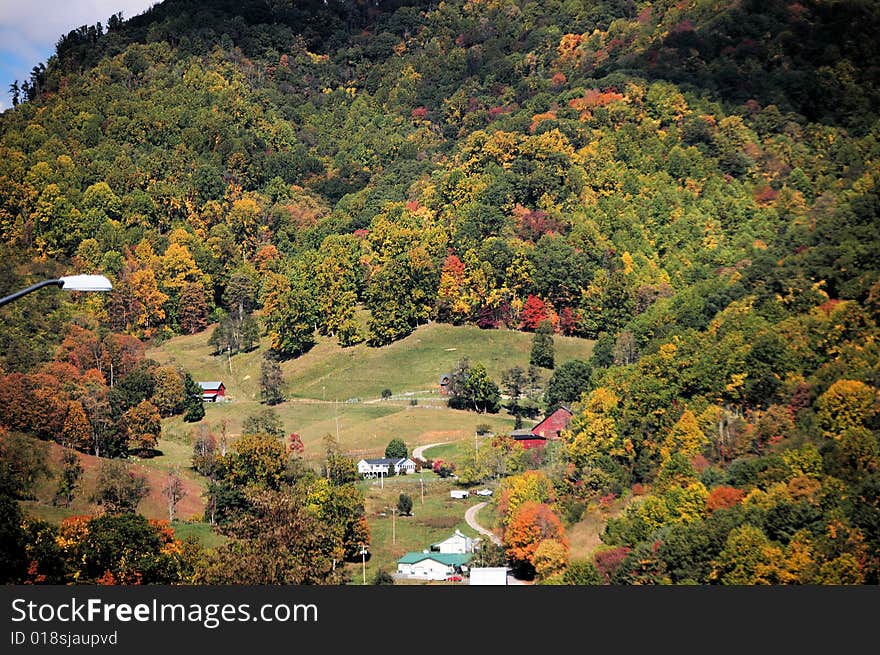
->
[412,441,448,460]
[465,501,502,546]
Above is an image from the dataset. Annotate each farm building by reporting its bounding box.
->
[510,406,573,449]
[450,489,470,499]
[430,530,476,555]
[396,552,471,580]
[198,381,226,402]
[357,457,417,478]
[469,567,509,585]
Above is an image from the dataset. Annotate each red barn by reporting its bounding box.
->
[509,406,573,449]
[198,381,226,402]
[531,406,573,439]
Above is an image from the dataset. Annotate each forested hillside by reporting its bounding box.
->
[1,0,878,584]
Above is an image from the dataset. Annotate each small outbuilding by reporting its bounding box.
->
[450,489,470,499]
[430,529,476,555]
[198,381,226,402]
[469,567,509,586]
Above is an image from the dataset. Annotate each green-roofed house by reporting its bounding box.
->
[396,552,472,581]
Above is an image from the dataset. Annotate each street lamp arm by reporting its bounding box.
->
[0,279,63,308]
[0,274,113,308]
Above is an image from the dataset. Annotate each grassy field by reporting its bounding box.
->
[346,471,484,584]
[150,322,594,463]
[16,435,222,546]
[150,321,594,404]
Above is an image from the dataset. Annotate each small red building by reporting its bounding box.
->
[198,381,226,402]
[510,406,573,449]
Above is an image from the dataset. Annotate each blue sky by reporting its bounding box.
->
[0,1,159,111]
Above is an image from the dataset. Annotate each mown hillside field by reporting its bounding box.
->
[0,0,878,586]
[151,321,593,461]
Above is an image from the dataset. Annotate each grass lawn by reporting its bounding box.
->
[149,322,594,406]
[17,435,209,534]
[348,472,483,584]
[150,321,592,469]
[162,399,520,465]
[169,521,229,549]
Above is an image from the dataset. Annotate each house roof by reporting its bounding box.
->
[361,458,394,466]
[397,552,472,566]
[198,381,224,390]
[360,457,414,466]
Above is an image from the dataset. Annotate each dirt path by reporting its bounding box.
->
[412,441,448,460]
[465,501,501,546]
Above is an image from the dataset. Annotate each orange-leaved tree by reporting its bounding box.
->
[503,501,568,579]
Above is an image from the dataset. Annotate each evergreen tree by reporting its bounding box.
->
[397,493,413,516]
[54,448,83,507]
[530,320,555,369]
[182,372,205,423]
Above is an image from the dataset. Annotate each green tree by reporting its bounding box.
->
[224,432,287,489]
[530,320,555,369]
[397,493,413,516]
[372,568,394,585]
[544,359,592,408]
[182,372,205,423]
[66,513,190,584]
[242,408,284,438]
[265,269,317,358]
[502,365,527,422]
[460,362,501,413]
[91,460,149,514]
[54,448,83,507]
[384,438,408,459]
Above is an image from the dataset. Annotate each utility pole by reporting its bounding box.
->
[391,507,397,545]
[420,475,424,506]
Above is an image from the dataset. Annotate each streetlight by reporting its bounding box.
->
[0,274,112,307]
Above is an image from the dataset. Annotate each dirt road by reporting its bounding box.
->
[412,442,447,460]
[465,501,501,546]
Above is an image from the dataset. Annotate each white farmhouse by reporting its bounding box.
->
[357,458,391,478]
[357,457,418,478]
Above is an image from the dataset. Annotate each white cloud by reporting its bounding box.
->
[0,0,158,105]
[0,1,158,45]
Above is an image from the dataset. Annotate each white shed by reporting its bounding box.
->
[469,567,509,585]
[430,529,475,554]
